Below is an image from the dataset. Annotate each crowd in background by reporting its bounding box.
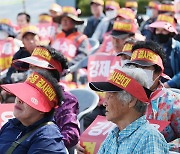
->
[0,0,180,153]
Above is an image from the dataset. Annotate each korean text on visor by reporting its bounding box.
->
[108,69,149,103]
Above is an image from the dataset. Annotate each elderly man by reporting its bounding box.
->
[89,67,168,153]
[52,6,89,66]
[92,0,120,43]
[4,25,40,84]
[83,0,105,38]
[141,1,160,40]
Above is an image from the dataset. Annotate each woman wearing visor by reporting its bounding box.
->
[0,69,67,153]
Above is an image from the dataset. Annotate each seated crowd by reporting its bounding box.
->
[0,0,179,153]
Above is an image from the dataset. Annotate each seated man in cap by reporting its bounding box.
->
[92,0,120,43]
[12,46,80,149]
[0,69,67,153]
[116,38,137,66]
[83,23,141,132]
[126,40,180,152]
[4,25,40,84]
[83,0,105,38]
[125,0,144,26]
[141,1,160,40]
[97,19,140,54]
[149,13,180,89]
[89,67,168,153]
[52,6,90,67]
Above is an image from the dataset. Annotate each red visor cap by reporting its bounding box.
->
[149,14,177,34]
[13,47,62,73]
[1,72,58,112]
[89,69,151,103]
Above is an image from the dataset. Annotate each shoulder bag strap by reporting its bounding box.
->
[6,121,53,154]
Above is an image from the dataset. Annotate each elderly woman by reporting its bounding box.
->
[13,46,80,149]
[89,67,169,153]
[0,69,67,153]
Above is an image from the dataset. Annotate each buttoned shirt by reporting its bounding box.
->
[98,116,169,154]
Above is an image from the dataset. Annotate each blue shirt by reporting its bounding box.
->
[0,115,67,154]
[83,14,105,38]
[98,116,169,154]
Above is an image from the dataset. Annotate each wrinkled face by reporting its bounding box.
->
[14,97,43,126]
[103,92,129,124]
[91,3,103,16]
[17,14,28,28]
[112,36,128,53]
[22,33,39,53]
[61,16,75,31]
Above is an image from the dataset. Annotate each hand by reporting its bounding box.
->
[163,82,170,88]
[76,142,86,154]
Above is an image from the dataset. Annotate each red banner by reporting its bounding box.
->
[51,38,77,60]
[37,23,58,45]
[80,116,116,154]
[0,39,15,71]
[80,116,170,154]
[97,35,114,54]
[88,54,121,82]
[0,103,14,128]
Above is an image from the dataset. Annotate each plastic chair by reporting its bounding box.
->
[69,57,88,73]
[88,38,100,55]
[70,89,99,121]
[69,88,99,133]
[168,88,180,94]
[67,38,99,74]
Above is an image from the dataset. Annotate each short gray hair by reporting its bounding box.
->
[116,66,148,114]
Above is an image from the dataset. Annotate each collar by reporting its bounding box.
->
[62,28,77,36]
[112,116,147,142]
[150,83,166,101]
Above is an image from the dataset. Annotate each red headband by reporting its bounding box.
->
[108,69,149,102]
[113,21,137,33]
[32,47,62,73]
[131,48,164,71]
[159,4,175,12]
[26,72,58,108]
[122,43,133,52]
